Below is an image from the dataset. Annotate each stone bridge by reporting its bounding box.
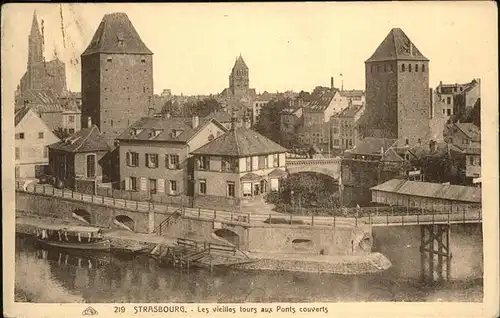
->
[285,158,341,180]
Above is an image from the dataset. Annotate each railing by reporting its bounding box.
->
[16,181,483,228]
[176,238,237,256]
[154,208,183,235]
[286,158,341,166]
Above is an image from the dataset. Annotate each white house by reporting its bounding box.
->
[15,107,60,179]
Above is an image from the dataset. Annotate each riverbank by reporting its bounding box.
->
[15,214,391,275]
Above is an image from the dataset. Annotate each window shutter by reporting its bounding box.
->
[125,177,130,190]
[126,152,130,166]
[243,183,252,195]
[158,179,165,193]
[140,177,147,191]
[145,154,149,167]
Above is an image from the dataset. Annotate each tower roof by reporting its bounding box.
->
[366,28,428,63]
[82,12,153,56]
[232,54,248,70]
[30,10,41,37]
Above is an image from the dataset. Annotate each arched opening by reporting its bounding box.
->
[113,215,135,232]
[292,239,314,252]
[214,229,239,247]
[72,209,91,224]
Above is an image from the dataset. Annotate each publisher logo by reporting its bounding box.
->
[82,306,98,316]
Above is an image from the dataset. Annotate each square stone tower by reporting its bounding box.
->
[229,54,250,97]
[81,12,154,146]
[364,28,430,145]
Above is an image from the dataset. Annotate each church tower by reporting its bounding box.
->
[81,12,154,146]
[229,55,249,97]
[364,28,430,146]
[28,11,43,66]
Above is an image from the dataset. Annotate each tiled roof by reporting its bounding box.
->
[116,116,227,143]
[20,90,62,110]
[339,90,364,98]
[232,55,248,70]
[349,137,397,156]
[308,89,337,111]
[371,179,481,203]
[191,127,288,157]
[82,13,153,55]
[366,28,428,62]
[15,107,31,126]
[336,104,363,118]
[204,111,232,123]
[240,172,263,182]
[268,168,287,178]
[49,125,110,153]
[455,123,480,141]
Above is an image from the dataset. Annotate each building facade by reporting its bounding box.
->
[81,12,154,146]
[363,28,430,146]
[116,116,227,199]
[16,11,67,97]
[15,108,60,179]
[191,124,288,210]
[330,104,365,151]
[339,90,365,106]
[280,107,303,147]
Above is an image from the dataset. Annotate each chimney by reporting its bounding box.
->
[192,116,199,129]
[330,77,334,89]
[87,116,92,128]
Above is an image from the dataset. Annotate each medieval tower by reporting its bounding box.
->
[364,28,430,146]
[81,12,153,146]
[229,54,250,97]
[17,11,67,98]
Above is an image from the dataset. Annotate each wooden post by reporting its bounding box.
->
[446,225,451,281]
[43,185,46,194]
[333,215,336,228]
[437,226,444,281]
[102,196,104,204]
[214,210,216,219]
[53,187,55,195]
[91,195,94,203]
[290,214,292,225]
[420,226,426,281]
[247,213,250,224]
[198,208,201,218]
[269,214,272,225]
[311,215,314,227]
[429,225,434,283]
[81,193,83,200]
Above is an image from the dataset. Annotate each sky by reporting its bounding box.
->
[1,2,497,96]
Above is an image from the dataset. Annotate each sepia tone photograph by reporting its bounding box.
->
[2,2,498,317]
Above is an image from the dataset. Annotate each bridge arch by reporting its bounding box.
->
[285,158,341,180]
[72,209,91,224]
[114,215,135,231]
[214,228,240,247]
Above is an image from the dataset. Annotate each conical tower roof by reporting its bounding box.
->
[30,10,41,37]
[82,12,153,56]
[232,54,248,70]
[366,28,428,63]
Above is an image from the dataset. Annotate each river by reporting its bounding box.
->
[15,224,483,303]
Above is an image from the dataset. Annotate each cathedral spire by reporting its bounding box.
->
[30,10,41,38]
[28,10,43,65]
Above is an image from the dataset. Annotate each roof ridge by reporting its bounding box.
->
[73,126,95,152]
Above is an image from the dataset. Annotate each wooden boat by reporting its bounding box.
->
[34,225,110,251]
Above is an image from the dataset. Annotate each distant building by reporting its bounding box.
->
[280,107,303,147]
[15,90,64,131]
[81,12,154,146]
[116,116,227,199]
[220,55,256,100]
[16,11,67,98]
[61,103,82,135]
[252,91,276,125]
[339,90,365,106]
[190,121,288,210]
[15,108,60,179]
[443,122,480,148]
[48,125,111,194]
[363,28,430,146]
[330,104,365,152]
[453,79,481,118]
[204,111,233,130]
[300,89,348,147]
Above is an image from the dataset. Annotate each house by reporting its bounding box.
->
[443,122,481,148]
[339,90,365,106]
[301,89,348,147]
[330,104,365,152]
[116,116,227,200]
[280,107,303,147]
[15,107,60,179]
[61,99,82,135]
[190,121,288,210]
[252,91,277,125]
[370,179,481,211]
[204,111,233,130]
[48,125,110,194]
[15,90,65,131]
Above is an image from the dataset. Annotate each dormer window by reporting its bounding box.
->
[171,129,182,138]
[149,129,163,139]
[141,58,146,63]
[131,128,144,137]
[107,57,112,62]
[117,33,124,47]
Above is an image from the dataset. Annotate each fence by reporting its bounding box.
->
[15,181,482,228]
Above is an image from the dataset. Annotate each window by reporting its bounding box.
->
[15,147,20,160]
[127,152,139,167]
[258,156,267,169]
[110,120,114,127]
[15,166,20,178]
[15,133,25,140]
[334,139,339,146]
[150,179,157,195]
[246,157,252,171]
[415,64,419,72]
[243,182,252,197]
[208,134,214,142]
[446,97,451,104]
[443,109,446,114]
[38,132,44,139]
[409,64,412,72]
[390,63,393,72]
[141,58,146,63]
[167,154,180,169]
[349,139,353,147]
[376,64,380,72]
[383,64,387,72]
[43,146,48,159]
[107,57,112,62]
[422,64,425,72]
[199,180,206,195]
[227,182,235,197]
[273,154,279,167]
[221,157,234,172]
[447,109,451,116]
[198,156,209,170]
[69,115,75,123]
[69,128,75,134]
[370,65,373,73]
[130,177,138,191]
[401,64,405,72]
[145,153,159,168]
[333,128,338,134]
[86,154,96,178]
[169,180,177,193]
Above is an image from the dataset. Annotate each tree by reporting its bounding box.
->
[254,98,290,145]
[53,127,70,139]
[181,98,223,117]
[160,99,181,117]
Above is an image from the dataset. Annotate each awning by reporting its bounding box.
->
[268,168,287,178]
[240,172,263,182]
